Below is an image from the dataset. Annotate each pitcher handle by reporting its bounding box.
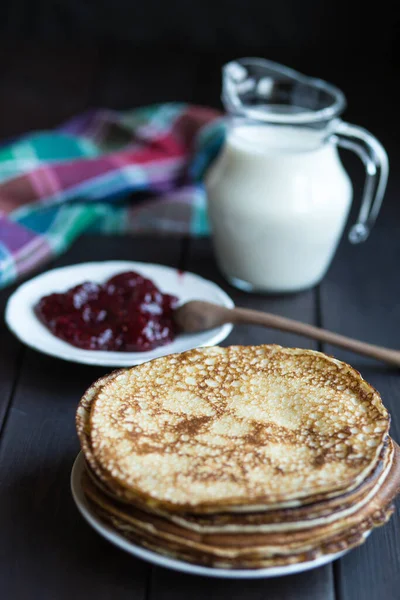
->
[332,121,389,243]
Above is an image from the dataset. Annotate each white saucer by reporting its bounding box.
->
[5,261,234,367]
[70,452,347,579]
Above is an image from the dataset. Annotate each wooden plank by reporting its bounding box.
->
[0,235,181,599]
[149,238,335,600]
[53,234,183,269]
[319,209,400,600]
[0,287,23,431]
[152,567,333,600]
[0,347,150,600]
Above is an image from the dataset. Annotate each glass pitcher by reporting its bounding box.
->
[205,58,388,293]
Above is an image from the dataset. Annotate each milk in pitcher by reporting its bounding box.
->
[206,58,388,293]
[206,124,352,292]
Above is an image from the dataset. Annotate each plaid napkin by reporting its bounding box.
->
[0,103,225,288]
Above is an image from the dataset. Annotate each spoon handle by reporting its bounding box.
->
[231,307,400,367]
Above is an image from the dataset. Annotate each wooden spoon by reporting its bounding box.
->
[174,300,400,367]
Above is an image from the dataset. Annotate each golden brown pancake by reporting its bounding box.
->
[82,440,399,568]
[81,440,398,555]
[82,437,392,533]
[76,346,399,570]
[89,504,394,568]
[79,346,389,512]
[90,502,392,569]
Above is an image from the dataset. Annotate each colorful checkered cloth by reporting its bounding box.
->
[0,103,225,288]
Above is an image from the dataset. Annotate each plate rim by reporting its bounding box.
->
[5,260,234,367]
[70,451,347,579]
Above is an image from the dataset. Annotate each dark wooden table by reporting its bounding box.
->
[0,42,400,600]
[0,223,399,599]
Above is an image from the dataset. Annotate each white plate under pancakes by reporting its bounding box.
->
[5,261,234,367]
[70,452,349,579]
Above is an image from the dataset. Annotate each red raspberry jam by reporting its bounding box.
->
[35,271,178,352]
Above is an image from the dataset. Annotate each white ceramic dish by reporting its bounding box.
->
[70,452,347,579]
[5,261,234,367]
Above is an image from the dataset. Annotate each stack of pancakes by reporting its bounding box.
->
[76,345,400,569]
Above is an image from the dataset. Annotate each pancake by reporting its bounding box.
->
[81,440,398,554]
[76,369,124,489]
[80,345,389,512]
[82,441,400,568]
[90,502,389,568]
[83,436,393,533]
[88,502,394,566]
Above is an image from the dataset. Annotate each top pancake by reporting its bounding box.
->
[86,345,390,512]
